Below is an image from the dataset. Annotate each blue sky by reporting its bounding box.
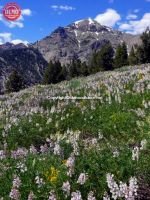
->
[0,0,150,44]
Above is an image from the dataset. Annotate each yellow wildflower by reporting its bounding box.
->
[62,160,67,165]
[45,166,59,183]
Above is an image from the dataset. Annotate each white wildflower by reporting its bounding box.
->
[71,191,82,200]
[132,147,139,161]
[62,181,70,197]
[77,173,88,185]
[87,191,96,200]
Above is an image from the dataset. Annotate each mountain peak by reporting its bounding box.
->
[74,18,96,25]
[32,19,141,65]
[73,18,100,28]
[88,18,96,24]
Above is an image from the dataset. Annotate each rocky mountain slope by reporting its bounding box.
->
[0,18,141,93]
[33,18,141,64]
[0,43,48,94]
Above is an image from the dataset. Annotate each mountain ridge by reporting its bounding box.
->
[0,18,141,93]
[0,45,47,94]
[32,18,141,64]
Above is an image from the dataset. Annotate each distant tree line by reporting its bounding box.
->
[5,28,150,92]
[43,28,150,85]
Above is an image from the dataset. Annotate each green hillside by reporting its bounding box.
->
[0,64,150,199]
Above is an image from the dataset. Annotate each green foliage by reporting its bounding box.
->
[67,59,89,79]
[89,51,98,73]
[43,59,89,84]
[68,59,82,78]
[43,61,64,84]
[5,70,25,93]
[90,42,114,73]
[137,28,150,64]
[42,28,150,85]
[114,42,129,68]
[0,64,150,199]
[129,47,138,66]
[80,61,89,76]
[6,91,150,149]
[136,46,145,64]
[69,79,81,89]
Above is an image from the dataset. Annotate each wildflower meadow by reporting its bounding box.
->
[0,64,150,199]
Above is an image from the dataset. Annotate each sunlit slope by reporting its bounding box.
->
[0,64,150,199]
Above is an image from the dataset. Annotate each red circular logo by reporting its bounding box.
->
[2,3,21,21]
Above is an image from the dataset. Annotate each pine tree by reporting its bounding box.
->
[68,61,77,79]
[138,27,150,63]
[74,59,82,76]
[61,65,68,80]
[114,42,128,68]
[5,70,25,93]
[80,61,89,76]
[54,60,64,83]
[122,42,129,65]
[68,59,82,78]
[96,43,114,71]
[89,51,99,74]
[43,61,54,84]
[128,47,138,65]
[43,60,64,84]
[136,46,145,64]
[114,44,122,68]
[89,43,114,73]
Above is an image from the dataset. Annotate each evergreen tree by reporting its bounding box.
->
[122,42,129,65]
[74,59,82,76]
[96,43,114,71]
[43,61,53,84]
[138,27,150,63]
[114,44,122,68]
[80,61,89,76]
[136,46,145,64]
[68,61,77,79]
[6,70,25,93]
[90,43,114,73]
[89,51,99,74]
[61,65,68,80]
[54,60,64,83]
[68,59,82,78]
[128,47,138,65]
[114,42,128,68]
[43,61,64,84]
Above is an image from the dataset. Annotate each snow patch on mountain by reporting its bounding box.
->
[88,18,95,25]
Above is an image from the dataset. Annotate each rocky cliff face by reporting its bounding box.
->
[0,43,48,94]
[33,18,141,64]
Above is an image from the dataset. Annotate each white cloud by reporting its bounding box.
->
[22,9,32,16]
[11,39,29,45]
[119,13,150,34]
[51,5,76,11]
[145,0,150,2]
[0,32,29,45]
[0,17,24,28]
[94,9,121,27]
[126,14,137,20]
[0,33,12,44]
[0,9,32,28]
